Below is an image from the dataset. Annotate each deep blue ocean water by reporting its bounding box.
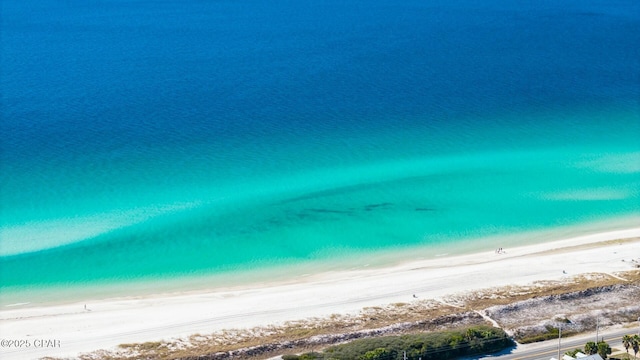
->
[1,0,639,303]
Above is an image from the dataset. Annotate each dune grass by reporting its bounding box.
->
[63,270,640,360]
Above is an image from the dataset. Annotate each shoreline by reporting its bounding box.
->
[1,227,639,359]
[2,214,639,309]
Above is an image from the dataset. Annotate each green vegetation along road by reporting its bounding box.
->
[489,327,635,360]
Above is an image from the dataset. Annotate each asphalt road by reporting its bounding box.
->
[484,327,639,360]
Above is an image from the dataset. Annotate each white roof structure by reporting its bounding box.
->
[581,356,604,360]
[550,354,603,360]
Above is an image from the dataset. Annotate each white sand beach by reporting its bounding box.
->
[1,228,639,360]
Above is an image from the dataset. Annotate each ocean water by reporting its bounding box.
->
[1,0,639,304]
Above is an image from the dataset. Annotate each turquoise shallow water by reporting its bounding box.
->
[1,0,640,305]
[2,107,639,305]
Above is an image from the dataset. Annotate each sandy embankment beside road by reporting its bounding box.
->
[1,228,639,360]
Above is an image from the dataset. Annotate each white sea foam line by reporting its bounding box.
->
[4,302,30,307]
